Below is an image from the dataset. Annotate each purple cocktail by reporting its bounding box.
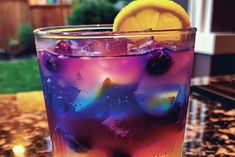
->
[34,26,196,157]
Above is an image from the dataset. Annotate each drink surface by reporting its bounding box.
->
[37,38,194,157]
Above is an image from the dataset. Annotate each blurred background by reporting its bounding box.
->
[0,0,234,93]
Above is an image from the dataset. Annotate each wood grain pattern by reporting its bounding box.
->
[0,0,31,50]
[30,5,71,29]
[0,1,71,51]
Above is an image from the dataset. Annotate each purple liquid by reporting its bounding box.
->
[37,39,194,157]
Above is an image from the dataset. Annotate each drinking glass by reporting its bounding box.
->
[34,25,196,157]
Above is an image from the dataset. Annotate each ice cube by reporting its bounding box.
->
[127,41,138,55]
[134,84,181,117]
[106,38,128,56]
[136,36,155,53]
[72,91,96,112]
[127,36,157,55]
[102,116,129,138]
[80,39,106,56]
[69,39,84,56]
[84,79,142,119]
[53,39,107,56]
[42,76,80,114]
[78,38,130,56]
[36,39,56,52]
[71,61,109,111]
[161,40,193,52]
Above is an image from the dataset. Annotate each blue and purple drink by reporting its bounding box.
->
[35,26,196,157]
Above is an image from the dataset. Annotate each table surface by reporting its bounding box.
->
[0,76,235,157]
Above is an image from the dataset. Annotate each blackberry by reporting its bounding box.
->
[42,52,60,72]
[55,40,72,55]
[146,48,173,75]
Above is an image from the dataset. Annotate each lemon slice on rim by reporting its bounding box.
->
[113,0,190,41]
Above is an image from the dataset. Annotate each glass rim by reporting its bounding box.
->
[34,24,197,39]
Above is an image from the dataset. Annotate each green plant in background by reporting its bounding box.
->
[4,23,35,58]
[71,0,79,8]
[17,23,35,49]
[68,0,118,25]
[68,0,132,25]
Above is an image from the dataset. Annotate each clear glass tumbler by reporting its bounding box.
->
[34,25,196,157]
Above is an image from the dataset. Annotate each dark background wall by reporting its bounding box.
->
[176,0,188,11]
[212,0,235,32]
